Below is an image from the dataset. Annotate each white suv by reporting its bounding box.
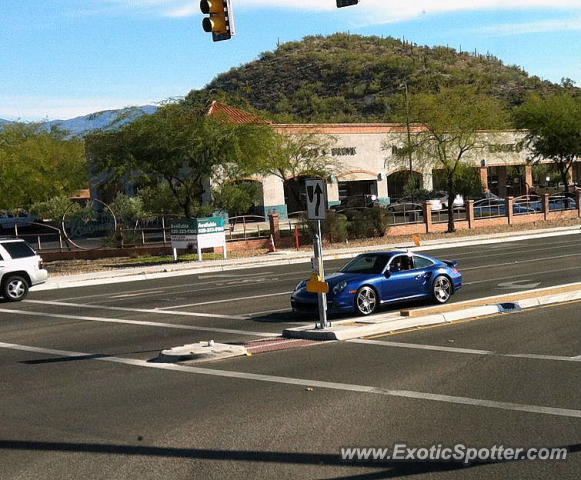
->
[0,238,48,301]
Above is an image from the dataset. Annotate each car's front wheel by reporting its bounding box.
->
[2,275,29,302]
[355,286,378,316]
[432,275,452,304]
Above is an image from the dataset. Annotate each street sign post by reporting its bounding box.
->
[305,179,330,329]
[305,179,327,221]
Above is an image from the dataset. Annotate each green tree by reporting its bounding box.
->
[109,193,153,226]
[411,87,509,232]
[88,104,277,218]
[29,196,82,222]
[213,181,262,217]
[514,93,581,195]
[255,132,338,208]
[0,123,87,210]
[138,184,182,215]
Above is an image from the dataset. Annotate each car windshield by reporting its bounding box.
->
[340,254,389,274]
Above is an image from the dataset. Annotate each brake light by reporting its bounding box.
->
[38,259,43,270]
[452,268,459,274]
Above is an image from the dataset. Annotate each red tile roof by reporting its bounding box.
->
[207,101,270,124]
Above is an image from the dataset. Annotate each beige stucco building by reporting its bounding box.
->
[256,122,580,218]
[198,101,581,218]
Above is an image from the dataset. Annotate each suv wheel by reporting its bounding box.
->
[2,275,29,302]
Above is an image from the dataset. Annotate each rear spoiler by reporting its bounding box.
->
[443,260,459,268]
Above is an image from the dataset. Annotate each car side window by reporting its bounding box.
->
[413,255,434,269]
[390,255,413,272]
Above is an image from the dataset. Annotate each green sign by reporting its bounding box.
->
[170,217,225,236]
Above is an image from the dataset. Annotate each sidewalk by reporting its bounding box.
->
[35,224,581,291]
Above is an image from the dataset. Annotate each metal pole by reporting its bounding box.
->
[162,217,167,244]
[315,220,329,329]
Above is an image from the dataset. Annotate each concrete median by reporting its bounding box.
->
[283,282,581,341]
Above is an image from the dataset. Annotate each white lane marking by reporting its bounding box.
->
[110,291,165,299]
[439,240,581,262]
[157,292,291,310]
[0,309,275,337]
[197,272,272,279]
[497,280,541,289]
[243,308,289,316]
[461,252,581,271]
[464,266,581,286]
[88,273,306,305]
[2,341,581,419]
[24,300,248,320]
[350,339,493,355]
[350,339,581,363]
[53,272,307,304]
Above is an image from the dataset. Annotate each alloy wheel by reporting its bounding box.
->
[433,276,452,303]
[356,286,377,315]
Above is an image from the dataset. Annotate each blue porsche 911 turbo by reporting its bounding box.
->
[291,251,463,316]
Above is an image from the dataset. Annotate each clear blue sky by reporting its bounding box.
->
[2,0,580,121]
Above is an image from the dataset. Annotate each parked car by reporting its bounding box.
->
[386,202,423,221]
[546,195,577,211]
[331,194,381,211]
[473,198,536,216]
[0,238,48,301]
[431,192,464,209]
[291,251,463,316]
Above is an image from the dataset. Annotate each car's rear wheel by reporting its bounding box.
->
[355,286,378,316]
[2,275,29,302]
[432,275,452,304]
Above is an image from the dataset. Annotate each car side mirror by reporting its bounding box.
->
[384,271,391,278]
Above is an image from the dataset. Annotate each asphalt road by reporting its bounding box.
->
[1,233,580,478]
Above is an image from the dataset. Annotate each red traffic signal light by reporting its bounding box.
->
[337,0,359,6]
[200,0,235,42]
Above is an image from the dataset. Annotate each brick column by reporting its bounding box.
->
[467,200,475,229]
[498,167,508,197]
[525,165,533,195]
[423,201,432,234]
[506,196,514,225]
[543,193,550,221]
[479,167,489,192]
[576,190,581,218]
[268,212,281,243]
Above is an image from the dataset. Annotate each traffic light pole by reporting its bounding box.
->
[314,220,329,330]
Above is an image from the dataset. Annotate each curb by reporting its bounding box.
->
[282,282,581,341]
[35,225,580,292]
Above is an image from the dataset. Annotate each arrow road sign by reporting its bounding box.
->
[305,179,327,220]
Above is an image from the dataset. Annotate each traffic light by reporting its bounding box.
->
[336,0,359,7]
[200,0,236,42]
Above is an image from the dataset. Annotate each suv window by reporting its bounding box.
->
[1,241,36,259]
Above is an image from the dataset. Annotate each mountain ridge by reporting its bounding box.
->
[186,33,579,123]
[0,105,158,137]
